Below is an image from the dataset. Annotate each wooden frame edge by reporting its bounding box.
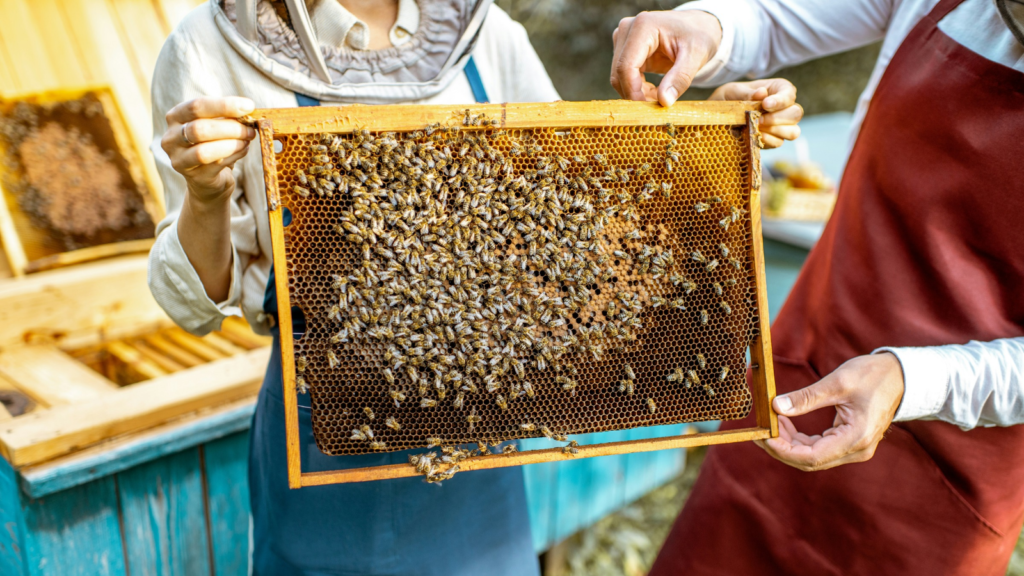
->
[299,427,771,485]
[746,111,778,438]
[259,120,304,490]
[247,100,762,135]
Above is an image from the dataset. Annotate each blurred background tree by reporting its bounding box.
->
[495,0,882,115]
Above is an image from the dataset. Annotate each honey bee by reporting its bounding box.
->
[700,309,709,325]
[496,395,508,410]
[719,365,730,381]
[553,433,568,442]
[625,230,641,240]
[647,398,657,414]
[703,384,716,398]
[613,250,629,260]
[593,154,608,166]
[729,258,743,270]
[719,216,731,231]
[694,201,709,213]
[369,440,387,450]
[426,437,442,448]
[503,444,519,454]
[720,300,732,315]
[453,391,465,410]
[661,182,672,198]
[297,169,308,185]
[295,376,309,394]
[385,417,401,431]
[421,398,437,408]
[666,367,685,383]
[296,356,308,373]
[687,370,700,385]
[540,425,554,439]
[562,379,577,396]
[665,123,677,137]
[389,388,406,407]
[520,423,537,431]
[327,350,341,368]
[363,407,375,420]
[650,296,666,307]
[696,353,707,370]
[563,440,579,456]
[467,407,482,430]
[709,195,723,203]
[383,368,395,385]
[712,282,723,296]
[293,185,310,198]
[619,379,635,395]
[670,299,687,310]
[731,205,747,222]
[665,158,673,173]
[706,259,719,272]
[623,364,636,380]
[522,381,535,398]
[691,250,706,264]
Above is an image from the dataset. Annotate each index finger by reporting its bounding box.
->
[759,79,797,113]
[611,19,658,101]
[167,97,256,125]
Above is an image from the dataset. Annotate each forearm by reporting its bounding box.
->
[177,188,234,304]
[879,337,1024,429]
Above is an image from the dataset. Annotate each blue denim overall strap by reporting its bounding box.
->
[250,58,537,575]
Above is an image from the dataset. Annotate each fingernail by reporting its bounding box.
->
[247,127,256,139]
[663,87,678,105]
[775,395,792,413]
[234,97,256,114]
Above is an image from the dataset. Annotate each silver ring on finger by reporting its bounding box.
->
[181,122,197,147]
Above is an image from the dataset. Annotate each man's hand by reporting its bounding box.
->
[611,10,723,107]
[709,79,803,148]
[755,353,906,471]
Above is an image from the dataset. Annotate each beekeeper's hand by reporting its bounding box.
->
[708,79,802,148]
[754,353,906,471]
[160,96,255,303]
[610,10,722,106]
[162,96,256,204]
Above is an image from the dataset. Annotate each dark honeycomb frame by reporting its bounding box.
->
[250,101,777,488]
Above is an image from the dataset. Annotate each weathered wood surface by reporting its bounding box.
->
[0,348,269,467]
[0,346,119,407]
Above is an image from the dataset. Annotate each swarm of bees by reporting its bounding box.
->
[287,112,752,483]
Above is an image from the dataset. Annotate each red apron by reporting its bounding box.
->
[650,0,1024,573]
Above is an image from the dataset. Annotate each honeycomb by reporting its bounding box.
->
[268,113,761,458]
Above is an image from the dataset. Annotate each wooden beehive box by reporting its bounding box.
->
[250,100,778,487]
[0,255,272,471]
[0,86,160,275]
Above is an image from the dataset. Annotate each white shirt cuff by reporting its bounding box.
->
[675,1,737,87]
[874,346,951,422]
[160,220,244,324]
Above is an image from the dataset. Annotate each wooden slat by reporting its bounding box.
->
[200,332,246,357]
[0,459,28,576]
[250,100,761,135]
[156,0,206,31]
[106,341,168,380]
[129,340,186,373]
[107,0,173,99]
[0,0,58,92]
[300,427,770,485]
[0,35,18,93]
[203,431,252,576]
[20,398,255,498]
[117,447,212,576]
[0,181,28,277]
[25,0,91,87]
[0,255,167,351]
[144,333,204,368]
[164,327,228,362]
[21,473,126,576]
[24,238,154,274]
[0,345,119,407]
[219,316,273,349]
[0,347,270,467]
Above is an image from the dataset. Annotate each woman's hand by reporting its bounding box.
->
[709,79,803,148]
[161,96,256,205]
[754,353,906,471]
[610,10,723,107]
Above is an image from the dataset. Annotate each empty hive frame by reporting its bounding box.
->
[250,101,777,488]
[0,86,159,275]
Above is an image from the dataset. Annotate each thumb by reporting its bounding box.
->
[657,45,707,107]
[773,375,845,417]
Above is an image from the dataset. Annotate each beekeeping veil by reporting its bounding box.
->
[215,0,491,103]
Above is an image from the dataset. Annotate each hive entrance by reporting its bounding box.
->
[253,101,777,486]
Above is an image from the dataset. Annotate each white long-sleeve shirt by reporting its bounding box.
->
[678,0,1024,430]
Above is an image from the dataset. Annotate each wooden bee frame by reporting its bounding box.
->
[0,85,161,276]
[251,101,777,488]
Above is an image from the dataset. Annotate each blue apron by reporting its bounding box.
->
[249,58,539,576]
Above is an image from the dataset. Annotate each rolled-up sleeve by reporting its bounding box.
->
[147,26,258,335]
[677,0,893,86]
